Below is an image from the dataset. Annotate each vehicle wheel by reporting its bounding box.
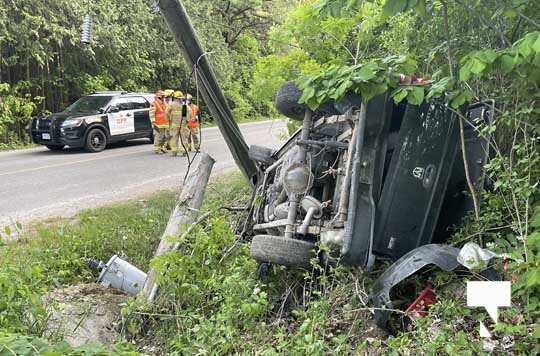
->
[46,145,64,151]
[250,234,316,269]
[275,81,340,121]
[84,128,107,152]
[275,81,307,121]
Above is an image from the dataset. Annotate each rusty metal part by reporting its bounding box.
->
[253,219,322,235]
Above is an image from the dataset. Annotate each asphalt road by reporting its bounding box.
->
[0,120,286,229]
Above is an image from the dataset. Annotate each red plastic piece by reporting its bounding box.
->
[405,284,437,318]
[398,73,430,85]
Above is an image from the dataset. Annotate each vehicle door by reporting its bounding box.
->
[106,98,136,139]
[126,96,152,133]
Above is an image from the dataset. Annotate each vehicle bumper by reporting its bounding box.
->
[31,126,86,148]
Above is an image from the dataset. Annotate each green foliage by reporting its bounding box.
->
[150,219,268,354]
[250,49,322,110]
[296,55,417,109]
[457,31,540,84]
[252,0,418,107]
[512,205,540,317]
[296,29,540,110]
[0,264,48,336]
[121,175,265,354]
[2,0,540,353]
[124,233,358,353]
[315,0,364,17]
[385,305,485,355]
[252,0,540,353]
[382,0,425,17]
[0,332,139,355]
[2,170,539,353]
[0,83,41,149]
[0,0,288,145]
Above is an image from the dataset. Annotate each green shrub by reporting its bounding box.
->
[0,332,139,355]
[0,83,41,149]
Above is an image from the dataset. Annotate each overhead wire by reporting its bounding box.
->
[179,51,215,183]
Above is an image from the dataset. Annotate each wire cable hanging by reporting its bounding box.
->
[179,50,215,183]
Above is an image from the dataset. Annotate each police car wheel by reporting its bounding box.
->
[85,128,107,153]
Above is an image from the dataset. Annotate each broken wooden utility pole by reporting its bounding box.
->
[141,153,215,302]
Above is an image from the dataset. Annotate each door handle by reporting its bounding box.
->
[125,113,133,117]
[422,164,437,189]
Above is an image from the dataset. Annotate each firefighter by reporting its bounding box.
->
[164,90,189,157]
[163,89,174,105]
[185,93,200,151]
[150,90,168,154]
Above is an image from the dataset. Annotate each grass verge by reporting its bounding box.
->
[1,172,538,355]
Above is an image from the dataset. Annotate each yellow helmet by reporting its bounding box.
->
[163,89,174,97]
[173,90,184,99]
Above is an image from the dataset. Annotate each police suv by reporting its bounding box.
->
[31,91,154,152]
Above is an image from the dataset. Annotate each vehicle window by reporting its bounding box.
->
[64,96,112,114]
[108,98,135,111]
[107,97,122,109]
[116,98,134,111]
[126,96,150,109]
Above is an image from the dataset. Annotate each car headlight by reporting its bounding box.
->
[61,118,84,128]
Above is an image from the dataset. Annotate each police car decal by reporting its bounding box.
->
[108,112,135,135]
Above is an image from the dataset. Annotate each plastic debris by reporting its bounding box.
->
[405,284,437,318]
[370,244,460,327]
[457,242,498,270]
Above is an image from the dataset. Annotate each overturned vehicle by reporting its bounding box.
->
[158,1,491,270]
[247,83,491,269]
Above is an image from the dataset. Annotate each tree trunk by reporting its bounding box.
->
[26,57,30,82]
[59,46,64,110]
[0,44,3,83]
[141,153,216,302]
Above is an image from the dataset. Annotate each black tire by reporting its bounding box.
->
[250,234,316,269]
[275,81,340,121]
[46,144,64,151]
[84,128,107,153]
[275,81,307,121]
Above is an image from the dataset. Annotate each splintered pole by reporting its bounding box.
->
[142,153,215,302]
